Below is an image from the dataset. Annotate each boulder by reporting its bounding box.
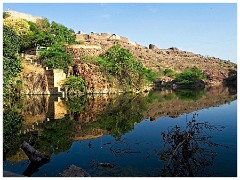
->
[61,165,90,177]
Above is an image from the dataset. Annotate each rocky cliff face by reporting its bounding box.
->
[19,63,50,94]
[72,63,152,93]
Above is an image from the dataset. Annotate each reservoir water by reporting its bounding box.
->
[3,86,237,177]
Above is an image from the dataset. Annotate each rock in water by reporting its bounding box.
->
[61,165,91,177]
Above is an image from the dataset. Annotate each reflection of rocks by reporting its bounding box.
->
[73,128,107,141]
[68,95,116,123]
[6,149,28,162]
[20,95,49,125]
[68,95,116,141]
[144,86,236,120]
[53,97,67,119]
[21,95,67,125]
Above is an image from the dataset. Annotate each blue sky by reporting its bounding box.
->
[3,3,237,63]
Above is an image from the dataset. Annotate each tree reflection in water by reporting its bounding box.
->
[159,113,228,177]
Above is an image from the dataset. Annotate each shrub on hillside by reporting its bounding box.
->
[164,68,175,77]
[175,67,206,86]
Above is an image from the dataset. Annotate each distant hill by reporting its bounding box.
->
[69,32,237,86]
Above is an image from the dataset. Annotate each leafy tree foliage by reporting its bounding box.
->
[40,43,72,71]
[64,76,86,95]
[36,18,51,32]
[3,26,22,86]
[50,21,76,44]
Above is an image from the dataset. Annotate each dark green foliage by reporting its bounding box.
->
[64,76,86,95]
[35,31,55,47]
[40,43,72,71]
[164,68,175,77]
[175,67,206,86]
[3,26,20,58]
[3,109,24,157]
[3,26,22,87]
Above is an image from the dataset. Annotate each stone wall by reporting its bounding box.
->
[5,9,42,23]
[66,45,102,60]
[76,33,129,44]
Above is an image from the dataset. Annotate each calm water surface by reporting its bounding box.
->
[3,86,237,177]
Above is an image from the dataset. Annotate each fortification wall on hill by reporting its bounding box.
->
[5,9,42,23]
[66,44,102,60]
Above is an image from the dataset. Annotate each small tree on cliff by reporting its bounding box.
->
[175,67,206,87]
[98,44,156,86]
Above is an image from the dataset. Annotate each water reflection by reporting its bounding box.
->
[3,86,237,177]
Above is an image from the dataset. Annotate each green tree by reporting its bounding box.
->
[64,76,86,95]
[51,21,76,44]
[40,43,73,71]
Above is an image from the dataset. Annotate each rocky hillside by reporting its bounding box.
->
[69,33,237,86]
